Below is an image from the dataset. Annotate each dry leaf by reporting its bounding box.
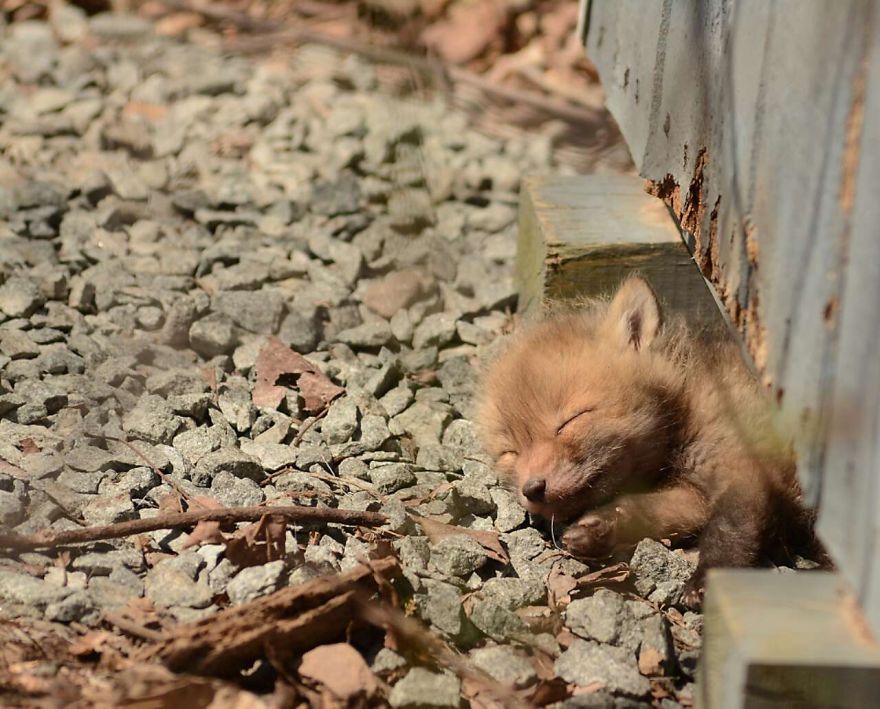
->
[298,643,378,701]
[421,0,507,64]
[18,437,39,455]
[638,645,665,676]
[572,681,605,696]
[181,519,224,549]
[413,514,508,564]
[297,371,346,414]
[252,337,343,412]
[225,514,287,568]
[529,678,571,706]
[545,563,577,607]
[155,10,204,37]
[123,101,169,122]
[573,562,630,591]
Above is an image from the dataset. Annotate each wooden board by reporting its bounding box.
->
[700,570,880,708]
[516,174,723,333]
[582,0,880,630]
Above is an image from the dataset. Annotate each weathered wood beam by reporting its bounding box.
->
[700,570,880,708]
[515,175,722,332]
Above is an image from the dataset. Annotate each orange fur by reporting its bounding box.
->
[477,277,821,604]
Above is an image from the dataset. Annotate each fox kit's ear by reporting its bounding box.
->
[604,277,661,351]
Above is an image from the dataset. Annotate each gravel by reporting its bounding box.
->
[0,10,694,706]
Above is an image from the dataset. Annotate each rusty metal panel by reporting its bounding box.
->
[584,0,880,626]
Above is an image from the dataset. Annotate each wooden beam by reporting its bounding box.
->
[700,570,880,708]
[515,175,722,332]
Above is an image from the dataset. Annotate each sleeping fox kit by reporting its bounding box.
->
[478,277,822,606]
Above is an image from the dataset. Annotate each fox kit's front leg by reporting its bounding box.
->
[562,485,708,559]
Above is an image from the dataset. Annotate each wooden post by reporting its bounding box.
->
[701,570,880,708]
[516,175,722,333]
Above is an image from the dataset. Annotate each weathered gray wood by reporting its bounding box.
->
[583,0,880,630]
[700,570,880,709]
[516,174,722,331]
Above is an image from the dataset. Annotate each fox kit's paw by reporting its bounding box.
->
[562,513,617,559]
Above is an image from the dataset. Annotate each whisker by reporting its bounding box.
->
[550,514,561,550]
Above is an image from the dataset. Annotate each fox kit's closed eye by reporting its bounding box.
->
[478,277,823,607]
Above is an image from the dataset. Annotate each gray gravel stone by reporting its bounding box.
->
[389,668,460,709]
[45,590,96,623]
[429,535,488,577]
[122,394,182,444]
[0,276,43,318]
[0,569,72,609]
[470,645,537,688]
[192,446,264,485]
[145,559,214,609]
[565,589,628,645]
[336,321,395,349]
[369,462,416,494]
[321,396,359,444]
[213,290,285,335]
[629,539,696,598]
[82,493,137,525]
[189,312,237,357]
[481,577,547,609]
[555,640,651,698]
[226,560,286,604]
[412,313,458,350]
[468,596,529,641]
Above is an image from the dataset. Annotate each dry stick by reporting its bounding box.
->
[95,434,193,506]
[103,612,164,643]
[355,600,531,709]
[291,407,328,446]
[0,506,387,552]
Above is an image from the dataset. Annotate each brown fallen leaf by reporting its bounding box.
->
[252,336,343,413]
[545,562,578,608]
[573,562,630,590]
[572,681,605,696]
[181,519,224,549]
[421,0,507,64]
[638,645,665,677]
[18,437,39,455]
[298,643,378,701]
[412,514,508,564]
[529,677,571,706]
[225,514,287,568]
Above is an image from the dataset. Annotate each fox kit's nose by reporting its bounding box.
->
[522,478,546,501]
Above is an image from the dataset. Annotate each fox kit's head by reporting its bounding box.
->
[478,277,683,520]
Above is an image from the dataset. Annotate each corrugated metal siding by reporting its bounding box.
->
[582,0,880,626]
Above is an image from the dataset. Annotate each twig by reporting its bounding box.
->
[354,600,531,709]
[139,558,400,675]
[103,612,164,642]
[0,505,387,552]
[93,434,194,504]
[291,407,328,446]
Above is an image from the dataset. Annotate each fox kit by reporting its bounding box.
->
[478,277,822,606]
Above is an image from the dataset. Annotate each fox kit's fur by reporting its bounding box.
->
[478,277,822,606]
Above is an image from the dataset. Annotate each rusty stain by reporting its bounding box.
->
[647,174,681,215]
[648,150,771,377]
[744,217,759,267]
[823,296,839,327]
[681,148,708,241]
[839,48,869,214]
[663,112,671,137]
